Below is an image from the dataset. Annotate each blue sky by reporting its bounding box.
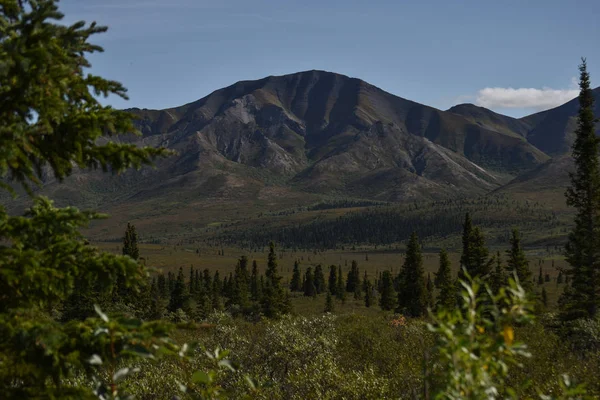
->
[61,0,600,118]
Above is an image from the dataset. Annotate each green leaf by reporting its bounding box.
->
[191,370,210,385]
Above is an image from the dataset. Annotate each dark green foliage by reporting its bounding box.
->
[168,267,189,312]
[314,264,326,294]
[397,232,427,317]
[558,270,564,284]
[303,267,317,297]
[324,291,335,312]
[538,266,544,286]
[459,214,493,280]
[122,223,140,261]
[260,242,291,318]
[490,251,508,295]
[506,229,532,292]
[435,249,455,310]
[562,58,600,320]
[426,273,434,309]
[459,213,474,275]
[364,279,374,308]
[542,287,548,308]
[346,260,361,293]
[230,256,250,308]
[336,265,346,301]
[290,260,302,292]
[379,270,396,311]
[251,260,261,301]
[0,2,168,196]
[328,265,338,295]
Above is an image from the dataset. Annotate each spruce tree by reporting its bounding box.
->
[346,260,360,293]
[542,287,548,309]
[459,215,492,280]
[324,291,335,313]
[562,58,600,320]
[397,232,427,317]
[490,251,508,294]
[328,265,338,295]
[459,213,474,279]
[435,249,455,310]
[336,265,346,301]
[261,242,291,318]
[231,256,250,308]
[364,279,373,308]
[379,271,396,311]
[303,267,317,297]
[426,273,434,309]
[290,260,302,292]
[122,222,140,260]
[168,267,190,313]
[538,266,544,286]
[314,264,326,294]
[250,260,260,301]
[506,229,532,292]
[557,270,564,285]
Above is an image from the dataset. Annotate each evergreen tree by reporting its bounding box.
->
[557,270,564,284]
[490,251,508,295]
[230,256,250,308]
[336,265,346,301]
[459,213,474,278]
[157,273,168,299]
[426,273,434,309]
[542,287,548,309]
[189,265,195,296]
[168,267,190,313]
[290,260,302,292]
[538,266,544,286]
[324,291,335,313]
[250,260,261,301]
[397,232,427,317]
[203,269,212,292]
[122,222,140,260]
[261,242,291,318]
[328,265,338,295]
[435,249,455,310]
[364,279,373,308]
[506,229,532,292]
[303,267,317,297]
[346,260,360,293]
[562,58,600,320]
[545,273,551,283]
[314,264,326,294]
[379,270,396,311]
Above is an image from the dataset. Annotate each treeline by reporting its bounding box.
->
[215,199,559,249]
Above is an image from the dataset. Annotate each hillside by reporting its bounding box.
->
[3,71,596,243]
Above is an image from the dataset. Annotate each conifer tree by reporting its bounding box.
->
[290,260,302,292]
[328,265,338,295]
[459,213,474,279]
[379,270,396,311]
[303,267,317,297]
[314,264,326,294]
[324,291,335,313]
[122,222,140,260]
[230,256,250,308]
[336,265,346,301]
[506,229,532,292]
[542,286,548,309]
[459,215,492,280]
[168,267,190,313]
[346,260,360,293]
[426,273,435,309]
[189,265,195,296]
[562,58,600,320]
[538,266,544,286]
[250,260,261,301]
[397,232,427,317]
[490,251,508,295]
[203,269,212,292]
[261,242,291,318]
[364,279,373,308]
[435,249,455,310]
[557,270,564,285]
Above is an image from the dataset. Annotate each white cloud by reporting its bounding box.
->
[474,79,578,111]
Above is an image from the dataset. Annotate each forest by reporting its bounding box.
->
[1,1,600,399]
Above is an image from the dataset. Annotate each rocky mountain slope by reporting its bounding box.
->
[3,70,598,240]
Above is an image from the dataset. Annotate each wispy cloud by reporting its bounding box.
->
[473,78,578,111]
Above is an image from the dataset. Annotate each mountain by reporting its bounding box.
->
[5,70,594,241]
[519,87,600,155]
